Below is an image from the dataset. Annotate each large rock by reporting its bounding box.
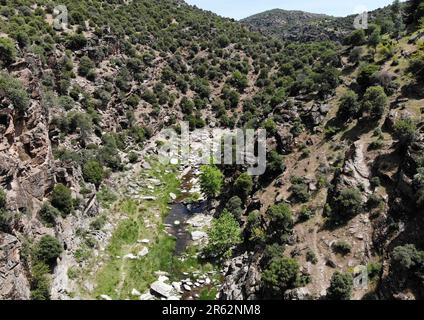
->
[150,281,174,298]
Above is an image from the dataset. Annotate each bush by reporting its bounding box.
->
[128,151,138,163]
[338,90,359,120]
[267,150,285,175]
[0,73,30,113]
[82,160,104,186]
[30,262,51,300]
[78,56,95,78]
[51,184,73,216]
[362,86,388,120]
[233,173,253,200]
[357,64,379,91]
[332,240,352,256]
[200,165,224,198]
[334,188,364,218]
[326,272,353,300]
[262,256,299,296]
[392,244,421,270]
[38,203,60,227]
[408,54,424,82]
[0,188,5,209]
[348,29,366,46]
[205,210,242,258]
[226,196,243,221]
[33,235,62,266]
[0,37,16,66]
[290,182,310,203]
[267,204,293,242]
[393,118,416,145]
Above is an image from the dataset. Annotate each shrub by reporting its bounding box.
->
[226,196,243,221]
[262,256,299,296]
[326,272,353,300]
[30,262,51,300]
[233,173,253,200]
[0,73,30,113]
[334,188,364,218]
[82,160,104,186]
[205,210,242,258]
[290,182,310,203]
[267,150,285,175]
[357,64,379,91]
[33,235,62,266]
[38,203,60,227]
[51,184,73,216]
[267,204,293,242]
[392,244,420,270]
[408,54,424,82]
[362,86,388,120]
[332,240,352,256]
[128,151,138,163]
[0,37,16,66]
[348,29,366,46]
[0,188,5,209]
[200,165,224,198]
[78,56,95,78]
[338,90,359,120]
[306,250,318,264]
[393,118,416,145]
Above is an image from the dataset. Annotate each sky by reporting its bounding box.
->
[184,0,399,20]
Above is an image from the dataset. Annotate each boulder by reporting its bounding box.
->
[150,281,174,298]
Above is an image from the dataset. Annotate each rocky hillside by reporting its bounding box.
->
[241,3,406,43]
[241,9,353,42]
[1,0,424,301]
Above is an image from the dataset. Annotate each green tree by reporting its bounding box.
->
[200,165,224,198]
[233,173,253,200]
[348,29,366,46]
[393,118,416,145]
[362,86,388,120]
[30,262,51,300]
[205,210,242,258]
[34,235,63,266]
[38,203,60,227]
[82,160,105,186]
[267,203,293,242]
[357,64,379,91]
[0,37,16,66]
[51,184,73,216]
[263,256,299,296]
[334,188,364,218]
[327,272,353,300]
[338,90,359,120]
[226,196,243,221]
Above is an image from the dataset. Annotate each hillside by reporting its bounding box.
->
[1,0,424,302]
[241,4,406,43]
[241,9,354,42]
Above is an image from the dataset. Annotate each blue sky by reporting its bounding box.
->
[184,0,399,20]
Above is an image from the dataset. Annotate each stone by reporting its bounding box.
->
[131,288,141,296]
[150,281,174,298]
[158,275,170,283]
[169,193,177,200]
[100,294,112,300]
[284,287,311,300]
[123,253,138,260]
[183,284,192,291]
[139,292,155,300]
[191,231,208,241]
[138,239,150,244]
[174,220,181,226]
[138,247,149,257]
